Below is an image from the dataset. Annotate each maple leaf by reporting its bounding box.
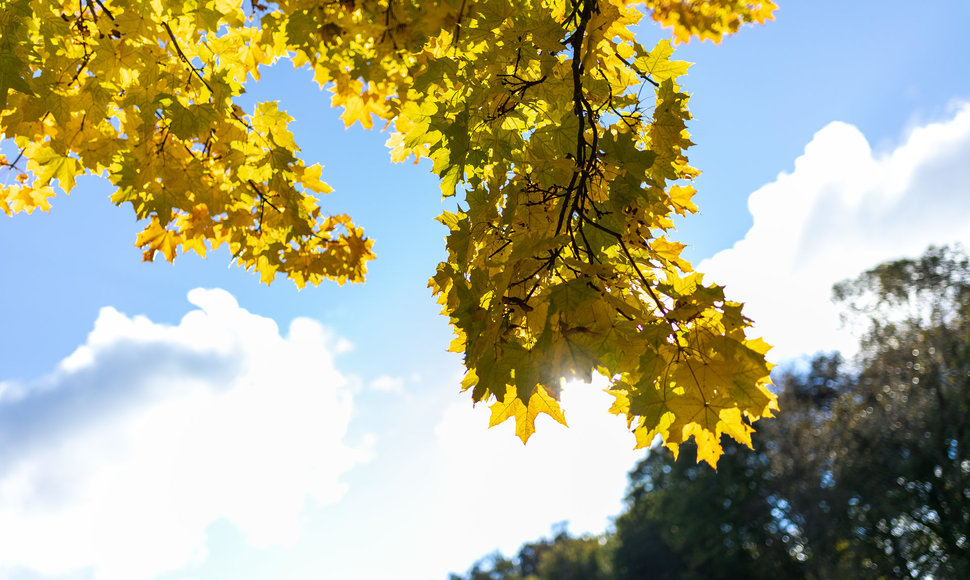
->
[136,219,181,263]
[0,50,34,110]
[297,164,334,196]
[27,146,82,194]
[489,384,568,444]
[635,40,691,83]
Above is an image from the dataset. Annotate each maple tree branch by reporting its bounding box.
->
[572,192,673,320]
[487,239,513,260]
[515,247,563,299]
[248,0,267,17]
[454,0,467,44]
[555,167,579,236]
[89,0,115,21]
[66,53,92,89]
[618,238,669,317]
[81,0,98,23]
[247,179,281,214]
[497,73,548,94]
[555,0,592,239]
[575,192,599,264]
[560,0,600,247]
[377,0,399,49]
[613,50,660,88]
[162,22,214,95]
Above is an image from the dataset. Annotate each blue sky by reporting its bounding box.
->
[2,2,970,579]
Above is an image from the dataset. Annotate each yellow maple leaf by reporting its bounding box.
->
[1,185,56,215]
[489,384,567,443]
[668,184,698,216]
[135,219,180,263]
[26,145,82,194]
[652,236,691,272]
[644,0,778,44]
[298,164,334,195]
[334,92,386,130]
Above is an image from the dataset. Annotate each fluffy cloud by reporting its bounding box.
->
[368,374,405,393]
[700,103,970,362]
[433,377,643,571]
[0,289,369,580]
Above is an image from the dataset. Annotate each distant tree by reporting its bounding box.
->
[825,245,970,577]
[613,372,827,580]
[530,529,611,580]
[449,527,610,580]
[763,355,862,578]
[614,245,970,578]
[449,551,521,580]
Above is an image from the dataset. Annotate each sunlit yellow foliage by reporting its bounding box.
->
[0,0,778,465]
[645,0,778,43]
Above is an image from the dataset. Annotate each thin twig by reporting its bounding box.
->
[162,21,214,95]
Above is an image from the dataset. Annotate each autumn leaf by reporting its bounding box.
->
[136,218,180,263]
[489,384,568,444]
[0,50,34,110]
[644,0,778,43]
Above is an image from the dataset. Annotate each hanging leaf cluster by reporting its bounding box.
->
[0,0,778,465]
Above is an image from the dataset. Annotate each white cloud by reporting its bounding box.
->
[368,374,405,393]
[699,103,970,362]
[0,289,370,580]
[432,377,644,571]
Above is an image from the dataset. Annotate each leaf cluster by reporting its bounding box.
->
[1,0,779,464]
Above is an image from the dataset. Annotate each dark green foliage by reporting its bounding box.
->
[825,245,970,578]
[613,439,801,580]
[449,527,611,580]
[612,354,857,580]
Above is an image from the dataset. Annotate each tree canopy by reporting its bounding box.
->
[0,0,779,464]
[448,525,612,580]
